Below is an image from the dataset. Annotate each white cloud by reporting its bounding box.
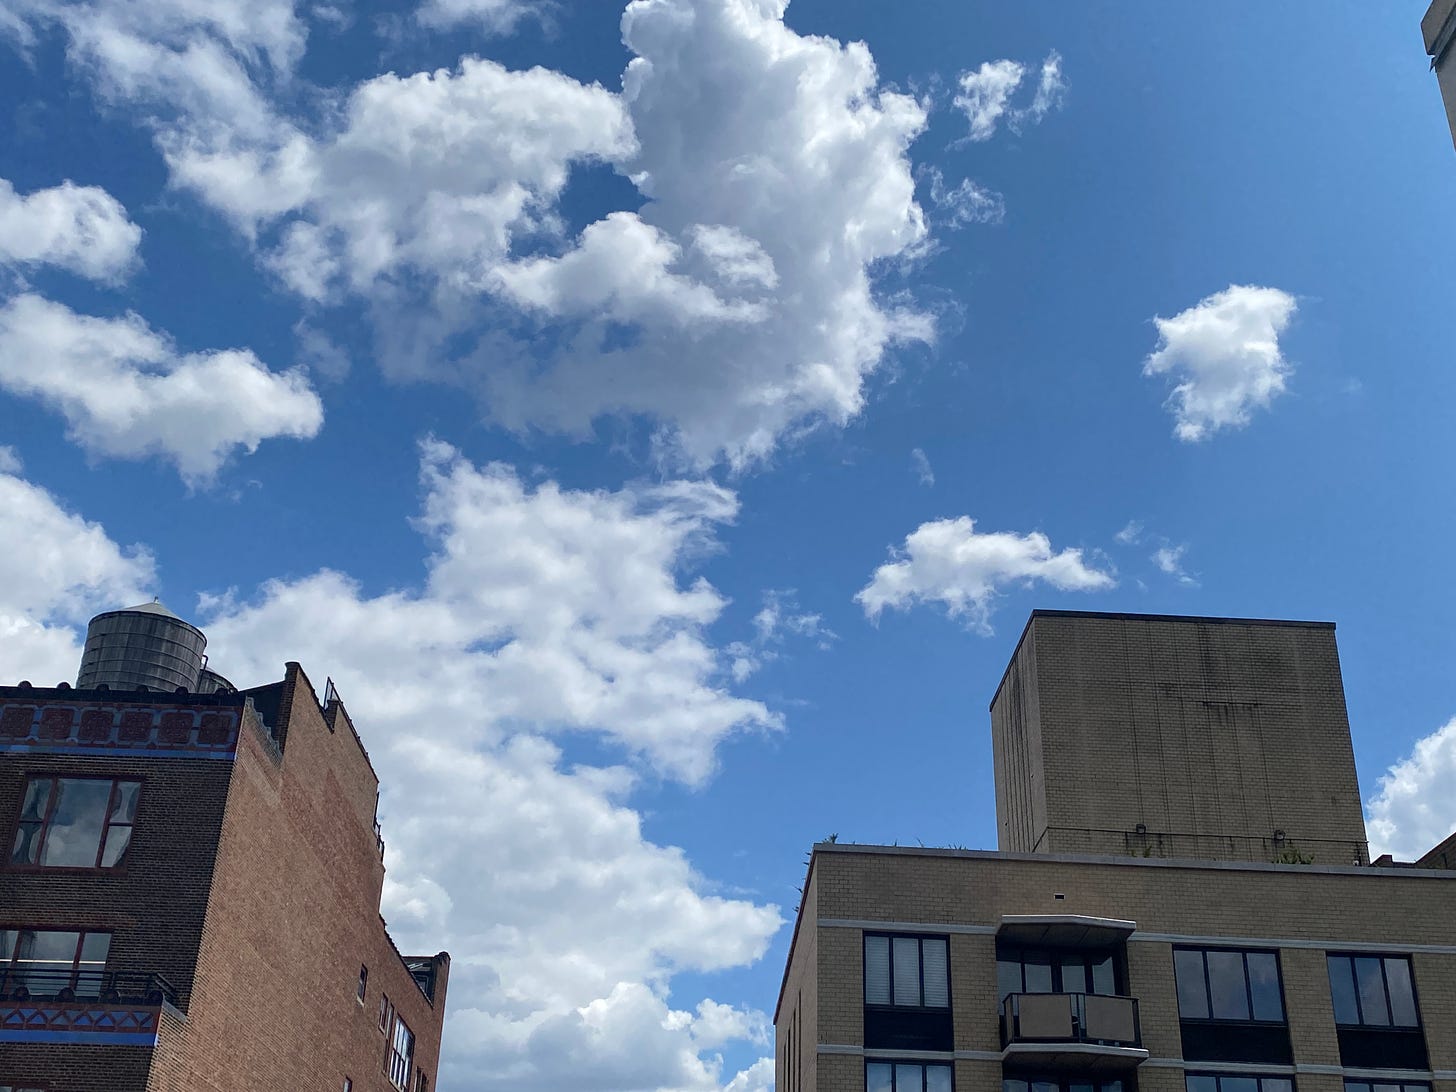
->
[952,50,1064,142]
[723,1058,774,1092]
[1143,284,1298,442]
[952,58,1025,142]
[911,448,935,486]
[1114,519,1142,545]
[856,515,1114,632]
[922,168,1004,228]
[728,589,835,682]
[416,0,543,33]
[0,177,142,282]
[1366,718,1456,861]
[0,446,20,474]
[0,294,324,483]
[188,443,782,1089]
[1151,543,1196,586]
[26,0,933,470]
[0,467,155,684]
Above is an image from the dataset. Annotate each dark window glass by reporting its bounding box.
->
[864,935,949,1009]
[1328,956,1360,1023]
[869,1062,951,1092]
[1344,1083,1430,1092]
[0,928,110,997]
[1174,949,1209,1018]
[1384,958,1418,1027]
[1176,947,1285,1024]
[1354,957,1389,1025]
[1059,955,1087,993]
[1023,954,1052,993]
[1000,1080,1122,1092]
[357,965,369,1002]
[10,777,141,869]
[1188,1075,1297,1092]
[1247,952,1284,1021]
[1090,954,1114,995]
[1327,954,1422,1029]
[1000,1081,1026,1092]
[997,958,1021,1001]
[1207,951,1250,1020]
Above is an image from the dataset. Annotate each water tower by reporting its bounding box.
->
[76,600,207,693]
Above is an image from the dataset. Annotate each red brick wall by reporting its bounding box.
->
[151,663,448,1092]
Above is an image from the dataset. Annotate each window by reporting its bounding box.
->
[1327,955,1420,1028]
[1003,1079,1125,1092]
[0,929,110,997]
[380,994,392,1032]
[997,947,1116,998]
[387,1014,415,1090]
[343,1081,353,1092]
[1344,1082,1429,1092]
[866,1061,951,1092]
[357,965,369,1003]
[0,1085,47,1092]
[1174,947,1285,1022]
[11,777,140,868]
[864,935,949,1008]
[415,1069,429,1092]
[1187,1075,1293,1092]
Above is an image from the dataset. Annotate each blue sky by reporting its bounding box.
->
[2,1,1454,1089]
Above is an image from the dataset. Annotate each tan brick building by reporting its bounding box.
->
[0,603,449,1091]
[776,611,1456,1092]
[1426,0,1456,151]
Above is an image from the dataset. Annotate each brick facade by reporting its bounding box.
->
[0,663,448,1091]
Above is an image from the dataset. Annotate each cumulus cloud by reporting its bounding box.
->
[0,294,324,483]
[191,443,782,1088]
[952,50,1064,142]
[856,516,1114,632]
[1366,718,1456,861]
[0,177,142,282]
[0,467,154,684]
[1143,284,1298,442]
[18,0,934,469]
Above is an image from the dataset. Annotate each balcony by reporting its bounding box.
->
[1000,992,1148,1071]
[0,971,177,1047]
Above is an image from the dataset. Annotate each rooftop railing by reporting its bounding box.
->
[0,969,177,1007]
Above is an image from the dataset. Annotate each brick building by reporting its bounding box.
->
[0,602,450,1091]
[776,611,1456,1092]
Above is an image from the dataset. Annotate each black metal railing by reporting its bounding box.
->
[1001,991,1141,1048]
[0,969,177,1006]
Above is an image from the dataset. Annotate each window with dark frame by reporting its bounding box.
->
[1186,1073,1294,1092]
[357,965,368,1003]
[997,946,1118,998]
[1344,1081,1429,1092]
[1002,1078,1126,1092]
[10,777,140,869]
[0,929,110,997]
[343,1081,353,1092]
[1173,947,1286,1023]
[863,934,949,1008]
[415,1068,429,1092]
[865,1060,951,1092]
[1326,955,1421,1028]
[0,1084,47,1092]
[380,993,392,1032]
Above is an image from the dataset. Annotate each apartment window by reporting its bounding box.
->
[11,777,140,869]
[357,965,369,1003]
[0,1085,46,1091]
[1187,1075,1293,1092]
[1174,947,1285,1022]
[866,1061,951,1092]
[0,929,110,997]
[343,1081,353,1092]
[1326,955,1420,1028]
[415,1069,429,1092]
[380,994,392,1032]
[1004,1080,1125,1092]
[387,1014,415,1090]
[864,934,949,1008]
[1344,1082,1429,1092]
[997,947,1117,998]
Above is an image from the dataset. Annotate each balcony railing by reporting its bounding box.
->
[1001,992,1142,1049]
[0,969,177,1007]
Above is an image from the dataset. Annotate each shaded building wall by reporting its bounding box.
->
[991,613,1369,864]
[157,663,448,1092]
[1426,0,1456,150]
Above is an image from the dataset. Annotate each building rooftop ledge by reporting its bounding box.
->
[810,840,1456,880]
[0,683,248,707]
